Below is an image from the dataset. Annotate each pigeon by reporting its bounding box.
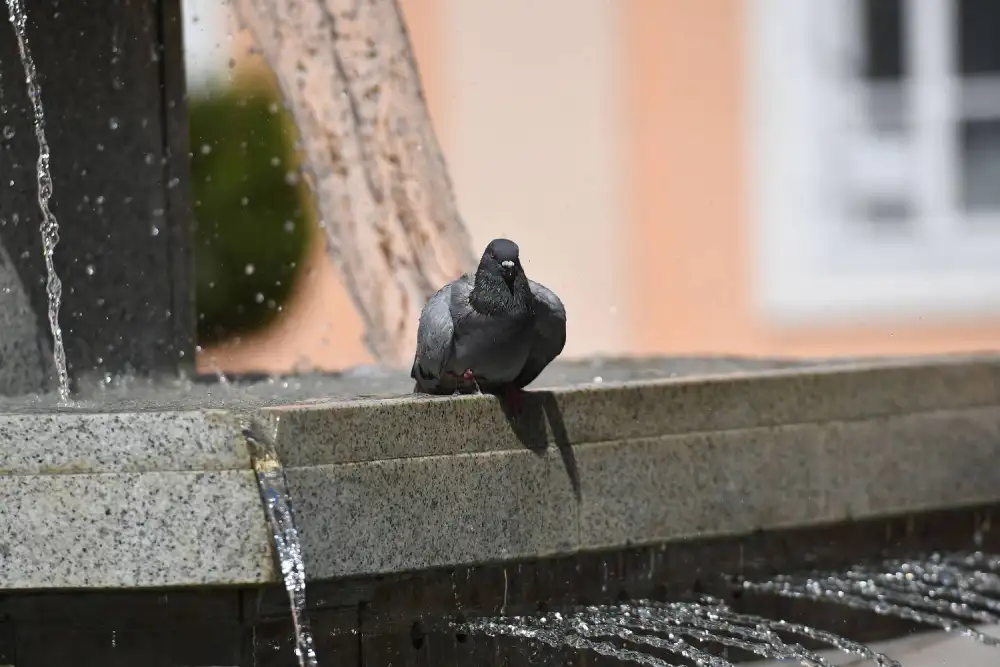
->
[410,238,566,409]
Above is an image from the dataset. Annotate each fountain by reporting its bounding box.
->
[1,0,1000,665]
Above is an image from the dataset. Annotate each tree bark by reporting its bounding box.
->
[231,0,475,366]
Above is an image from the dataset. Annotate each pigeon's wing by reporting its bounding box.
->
[513,280,567,388]
[410,275,472,393]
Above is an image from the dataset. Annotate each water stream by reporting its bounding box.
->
[243,417,320,667]
[458,552,1000,664]
[743,552,1000,648]
[459,598,901,666]
[5,0,70,401]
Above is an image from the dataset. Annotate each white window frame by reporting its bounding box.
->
[748,0,1000,327]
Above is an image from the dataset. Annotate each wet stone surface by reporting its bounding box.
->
[0,355,815,411]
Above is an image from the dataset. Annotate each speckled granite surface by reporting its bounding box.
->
[0,409,250,475]
[0,470,272,589]
[1,354,999,588]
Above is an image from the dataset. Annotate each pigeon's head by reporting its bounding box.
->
[480,238,522,284]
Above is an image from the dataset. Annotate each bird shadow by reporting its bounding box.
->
[498,390,581,501]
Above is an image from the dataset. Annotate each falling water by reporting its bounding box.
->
[458,599,900,666]
[744,551,1000,648]
[243,418,319,667]
[5,0,70,401]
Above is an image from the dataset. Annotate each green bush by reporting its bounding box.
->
[189,86,311,346]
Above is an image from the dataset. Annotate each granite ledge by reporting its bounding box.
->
[4,355,999,474]
[0,355,998,588]
[264,354,1000,466]
[0,409,251,475]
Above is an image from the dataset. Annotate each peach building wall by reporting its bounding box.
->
[200,0,1000,375]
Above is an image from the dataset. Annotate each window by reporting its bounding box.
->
[749,0,1000,325]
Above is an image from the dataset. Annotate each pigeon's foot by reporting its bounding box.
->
[447,369,481,394]
[464,370,483,394]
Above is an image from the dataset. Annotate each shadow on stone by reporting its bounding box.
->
[499,390,581,501]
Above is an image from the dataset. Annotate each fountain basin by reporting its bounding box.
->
[1,354,999,590]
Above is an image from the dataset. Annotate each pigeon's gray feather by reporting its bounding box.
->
[411,238,566,396]
[512,280,567,388]
[410,274,472,394]
[448,292,534,390]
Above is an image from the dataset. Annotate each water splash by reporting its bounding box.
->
[5,0,69,401]
[744,551,1000,647]
[458,599,900,666]
[243,418,319,667]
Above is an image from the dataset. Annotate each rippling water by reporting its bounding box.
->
[458,599,900,666]
[743,551,1000,648]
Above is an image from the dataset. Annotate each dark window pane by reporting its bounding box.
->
[958,0,1000,74]
[862,199,914,231]
[960,120,1000,213]
[863,0,906,80]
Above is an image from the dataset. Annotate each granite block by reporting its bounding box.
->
[284,448,579,579]
[265,356,1000,466]
[823,406,1000,518]
[0,410,250,475]
[577,406,1000,550]
[576,427,830,549]
[0,470,272,589]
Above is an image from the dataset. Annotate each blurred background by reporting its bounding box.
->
[182,0,1000,375]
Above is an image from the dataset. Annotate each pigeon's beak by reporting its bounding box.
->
[500,260,515,281]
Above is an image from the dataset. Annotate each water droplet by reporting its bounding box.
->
[144,153,155,165]
[284,171,299,185]
[255,292,265,304]
[151,225,160,237]
[95,195,104,206]
[2,125,14,139]
[200,143,212,155]
[283,220,295,233]
[244,263,255,276]
[85,264,95,276]
[96,143,105,152]
[268,102,279,114]
[108,117,119,130]
[241,196,249,206]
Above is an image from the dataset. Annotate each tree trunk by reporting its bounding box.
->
[231,0,475,366]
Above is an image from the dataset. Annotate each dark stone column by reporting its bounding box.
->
[0,0,194,391]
